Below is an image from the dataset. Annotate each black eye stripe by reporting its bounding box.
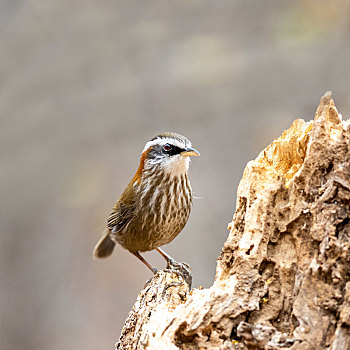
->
[148,143,185,159]
[162,144,183,156]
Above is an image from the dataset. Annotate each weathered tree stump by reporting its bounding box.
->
[116,92,350,350]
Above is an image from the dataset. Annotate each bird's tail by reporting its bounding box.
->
[93,229,116,259]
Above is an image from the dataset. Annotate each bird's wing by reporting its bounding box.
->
[107,202,134,232]
[107,182,136,233]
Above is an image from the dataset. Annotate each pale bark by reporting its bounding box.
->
[116,92,350,350]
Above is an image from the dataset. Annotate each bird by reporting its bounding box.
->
[93,132,200,279]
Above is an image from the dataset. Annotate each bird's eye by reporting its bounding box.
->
[162,144,172,152]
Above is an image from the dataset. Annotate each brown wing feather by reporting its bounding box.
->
[107,202,134,232]
[107,181,136,232]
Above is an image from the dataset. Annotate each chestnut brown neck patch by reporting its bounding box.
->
[132,148,150,185]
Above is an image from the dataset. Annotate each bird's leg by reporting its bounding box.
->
[132,251,158,274]
[155,247,192,288]
[155,247,174,263]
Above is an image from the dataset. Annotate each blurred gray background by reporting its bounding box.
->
[1,1,350,349]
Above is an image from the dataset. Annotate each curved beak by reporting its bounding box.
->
[181,147,200,157]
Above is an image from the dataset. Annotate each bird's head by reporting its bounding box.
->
[133,132,200,182]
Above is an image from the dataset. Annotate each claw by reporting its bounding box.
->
[165,259,192,288]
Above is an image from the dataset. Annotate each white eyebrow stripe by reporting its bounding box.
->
[143,138,191,152]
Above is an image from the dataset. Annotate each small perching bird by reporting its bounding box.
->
[93,132,199,280]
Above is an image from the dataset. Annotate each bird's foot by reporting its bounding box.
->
[164,259,192,288]
[143,267,159,288]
